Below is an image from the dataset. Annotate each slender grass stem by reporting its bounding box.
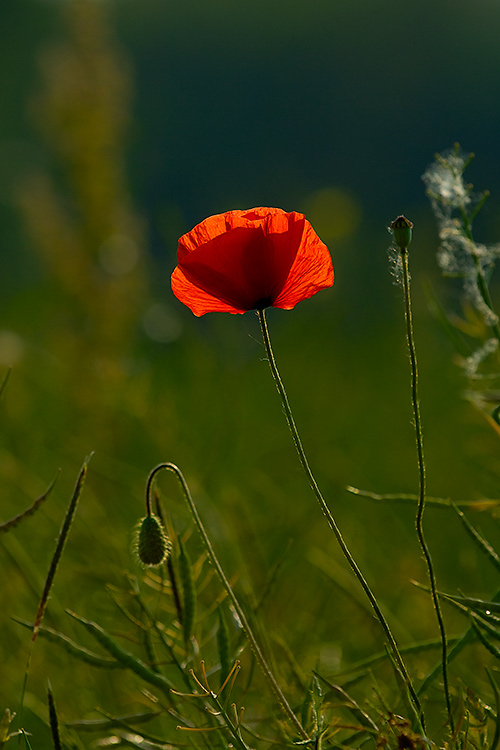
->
[257,309,424,731]
[399,248,454,732]
[146,462,310,743]
[18,457,90,737]
[47,684,62,750]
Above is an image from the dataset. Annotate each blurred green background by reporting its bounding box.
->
[2,0,500,745]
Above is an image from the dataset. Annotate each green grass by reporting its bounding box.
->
[3,239,500,747]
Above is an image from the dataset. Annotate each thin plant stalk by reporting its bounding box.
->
[47,683,62,750]
[257,308,424,731]
[398,246,453,732]
[146,462,310,743]
[18,456,90,737]
[0,472,59,533]
[32,460,90,640]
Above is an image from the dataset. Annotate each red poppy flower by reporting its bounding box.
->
[171,207,334,316]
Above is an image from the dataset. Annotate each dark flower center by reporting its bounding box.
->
[253,296,273,310]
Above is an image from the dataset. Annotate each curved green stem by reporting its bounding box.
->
[257,309,424,731]
[399,249,453,732]
[146,462,310,743]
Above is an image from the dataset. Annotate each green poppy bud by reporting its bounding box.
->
[135,514,171,567]
[390,215,413,251]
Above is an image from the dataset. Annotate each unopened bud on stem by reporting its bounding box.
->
[135,514,171,567]
[390,215,413,252]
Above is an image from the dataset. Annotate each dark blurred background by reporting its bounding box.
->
[2,0,500,743]
[3,0,500,259]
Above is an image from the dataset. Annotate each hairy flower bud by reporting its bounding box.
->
[135,514,171,567]
[390,215,413,251]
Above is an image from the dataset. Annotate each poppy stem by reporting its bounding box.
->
[257,308,425,733]
[146,462,310,743]
[399,248,454,733]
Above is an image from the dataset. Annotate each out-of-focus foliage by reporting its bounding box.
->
[16,1,146,435]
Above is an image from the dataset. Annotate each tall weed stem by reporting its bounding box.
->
[146,463,310,742]
[398,246,453,732]
[257,309,424,731]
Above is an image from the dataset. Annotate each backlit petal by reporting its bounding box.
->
[171,207,333,315]
[171,265,248,315]
[273,219,334,310]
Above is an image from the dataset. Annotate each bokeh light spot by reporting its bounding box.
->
[143,303,182,343]
[303,187,361,242]
[0,331,25,366]
[98,234,139,276]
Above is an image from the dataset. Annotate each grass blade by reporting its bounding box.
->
[178,538,196,648]
[65,711,162,733]
[12,617,124,669]
[32,457,91,640]
[347,485,500,511]
[486,668,500,750]
[417,585,500,695]
[19,457,91,728]
[0,368,11,401]
[67,610,176,698]
[470,619,500,659]
[451,502,500,573]
[47,683,62,750]
[217,605,231,688]
[314,672,379,732]
[0,472,59,533]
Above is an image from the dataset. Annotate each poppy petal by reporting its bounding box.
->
[273,219,334,310]
[171,207,333,316]
[171,265,249,315]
